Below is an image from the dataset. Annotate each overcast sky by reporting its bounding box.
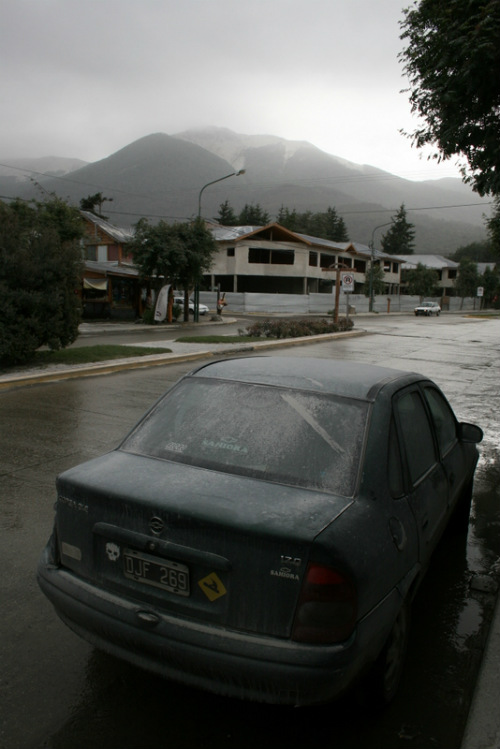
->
[1,0,465,182]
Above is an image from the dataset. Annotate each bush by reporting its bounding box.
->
[245,317,353,339]
[0,198,83,366]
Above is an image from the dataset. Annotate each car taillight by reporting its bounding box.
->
[291,563,357,644]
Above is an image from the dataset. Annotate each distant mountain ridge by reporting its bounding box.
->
[0,128,491,253]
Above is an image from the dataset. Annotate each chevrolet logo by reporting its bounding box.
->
[149,516,164,535]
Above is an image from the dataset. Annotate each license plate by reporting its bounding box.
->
[123,548,190,596]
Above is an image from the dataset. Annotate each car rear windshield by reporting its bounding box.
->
[121,378,369,495]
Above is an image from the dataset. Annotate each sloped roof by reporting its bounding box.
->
[80,210,134,244]
[211,223,400,263]
[396,254,459,270]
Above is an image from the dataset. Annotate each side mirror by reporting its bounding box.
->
[458,422,483,444]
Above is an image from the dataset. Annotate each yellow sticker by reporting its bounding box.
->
[198,572,227,601]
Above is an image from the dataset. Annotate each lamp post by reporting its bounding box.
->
[368,221,394,312]
[194,169,246,320]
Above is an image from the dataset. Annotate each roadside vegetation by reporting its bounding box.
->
[0,196,84,366]
[0,345,172,372]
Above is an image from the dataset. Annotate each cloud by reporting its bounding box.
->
[0,0,462,180]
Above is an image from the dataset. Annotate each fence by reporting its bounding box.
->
[199,291,480,315]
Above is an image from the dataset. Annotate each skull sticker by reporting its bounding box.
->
[106,542,120,562]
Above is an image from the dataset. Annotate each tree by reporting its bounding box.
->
[323,207,349,242]
[479,265,500,308]
[451,241,496,263]
[399,0,500,196]
[405,263,439,301]
[276,205,349,241]
[486,196,500,258]
[380,204,415,255]
[455,257,480,308]
[130,218,217,321]
[0,197,84,365]
[363,262,386,298]
[80,192,113,219]
[277,205,299,231]
[216,200,238,226]
[238,203,270,225]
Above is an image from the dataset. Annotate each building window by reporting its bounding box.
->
[354,259,366,273]
[85,245,97,261]
[227,247,235,257]
[108,244,119,261]
[249,247,270,263]
[248,248,294,265]
[320,253,336,269]
[309,251,318,267]
[448,269,457,279]
[271,249,294,265]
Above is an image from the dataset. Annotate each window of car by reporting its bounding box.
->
[422,386,457,456]
[388,417,405,498]
[121,378,369,495]
[394,390,437,485]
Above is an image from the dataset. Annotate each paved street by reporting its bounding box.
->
[1,314,499,749]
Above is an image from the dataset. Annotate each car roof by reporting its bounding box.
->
[190,357,423,401]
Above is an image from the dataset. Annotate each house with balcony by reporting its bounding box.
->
[206,223,402,296]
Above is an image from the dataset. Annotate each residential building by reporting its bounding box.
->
[396,254,458,297]
[80,211,144,319]
[207,223,402,295]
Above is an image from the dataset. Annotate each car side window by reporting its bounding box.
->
[423,387,457,456]
[388,417,405,498]
[395,390,437,485]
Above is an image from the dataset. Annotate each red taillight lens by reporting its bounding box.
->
[292,562,357,644]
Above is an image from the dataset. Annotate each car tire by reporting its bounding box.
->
[360,603,410,707]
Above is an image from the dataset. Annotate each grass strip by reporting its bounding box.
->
[29,345,172,367]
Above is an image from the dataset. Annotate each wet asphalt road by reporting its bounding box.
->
[1,314,499,749]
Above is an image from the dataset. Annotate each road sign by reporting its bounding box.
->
[477,286,484,297]
[342,273,354,292]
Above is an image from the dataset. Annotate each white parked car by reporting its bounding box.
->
[414,301,441,316]
[174,297,209,315]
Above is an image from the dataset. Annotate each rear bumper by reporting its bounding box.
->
[37,546,398,706]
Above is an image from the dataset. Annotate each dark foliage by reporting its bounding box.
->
[400,0,500,196]
[0,198,84,366]
[245,317,354,339]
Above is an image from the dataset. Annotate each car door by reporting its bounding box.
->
[421,385,465,510]
[393,387,448,562]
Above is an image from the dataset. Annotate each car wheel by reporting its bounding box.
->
[361,603,410,707]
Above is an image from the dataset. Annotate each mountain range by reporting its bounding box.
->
[0,127,491,253]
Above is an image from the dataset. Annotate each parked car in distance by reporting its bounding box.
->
[174,296,209,315]
[38,357,482,707]
[414,301,441,316]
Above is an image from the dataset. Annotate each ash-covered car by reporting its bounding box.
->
[414,301,441,316]
[38,357,482,707]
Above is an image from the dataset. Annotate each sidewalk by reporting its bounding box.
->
[461,591,500,749]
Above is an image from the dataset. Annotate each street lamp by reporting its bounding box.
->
[194,169,246,320]
[197,169,245,218]
[368,221,394,312]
